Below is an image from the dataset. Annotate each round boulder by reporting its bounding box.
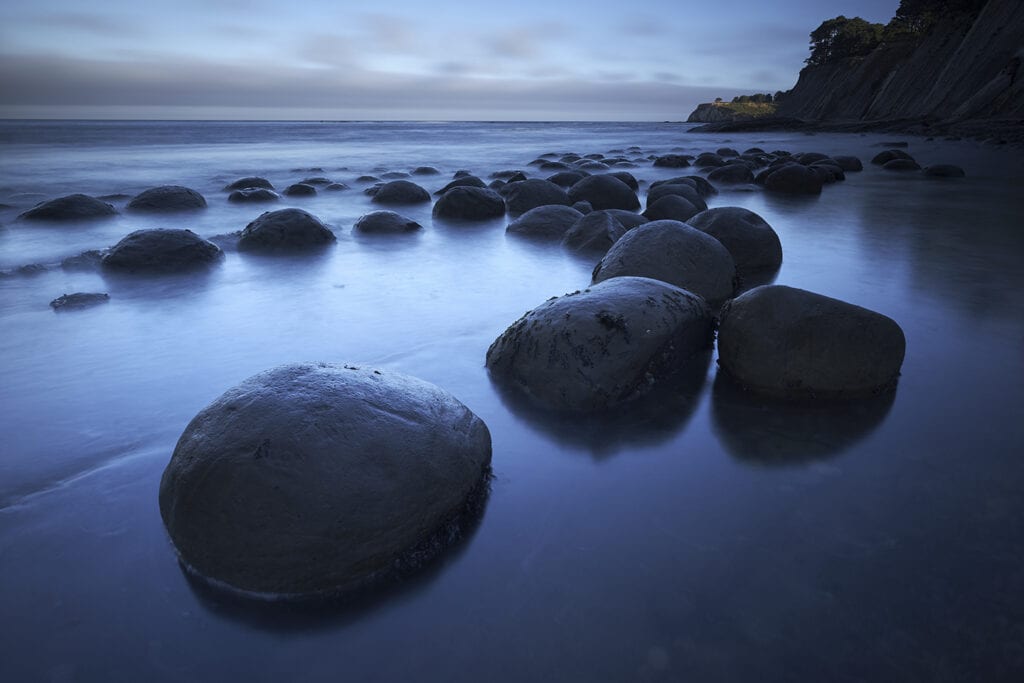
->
[707,164,754,184]
[224,177,274,191]
[507,205,583,239]
[238,208,336,251]
[568,175,639,211]
[653,155,691,168]
[158,363,492,597]
[646,183,707,210]
[591,220,736,304]
[503,179,571,216]
[832,155,863,172]
[283,183,317,196]
[371,180,431,205]
[19,194,117,221]
[717,285,906,400]
[434,175,486,195]
[642,195,702,222]
[102,229,222,273]
[764,164,823,194]
[485,277,713,412]
[228,188,280,203]
[127,186,207,213]
[687,207,782,274]
[871,150,914,165]
[353,210,421,234]
[432,187,505,220]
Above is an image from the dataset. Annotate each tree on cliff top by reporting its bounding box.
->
[806,16,885,66]
[886,0,989,37]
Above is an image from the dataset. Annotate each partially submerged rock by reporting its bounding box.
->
[19,194,117,221]
[567,175,640,211]
[353,210,422,234]
[102,229,223,273]
[50,292,110,310]
[238,208,336,251]
[717,285,906,400]
[228,188,280,203]
[224,177,274,191]
[503,179,571,216]
[371,180,431,205]
[923,164,966,178]
[159,363,492,598]
[506,205,583,239]
[687,207,782,275]
[127,186,207,212]
[486,277,713,412]
[763,164,823,194]
[432,187,506,220]
[561,210,646,255]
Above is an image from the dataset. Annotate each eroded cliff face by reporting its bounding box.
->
[777,0,1024,122]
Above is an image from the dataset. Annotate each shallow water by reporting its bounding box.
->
[1,121,1023,682]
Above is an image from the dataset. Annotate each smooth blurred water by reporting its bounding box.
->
[1,121,1023,682]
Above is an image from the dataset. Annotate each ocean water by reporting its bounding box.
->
[1,120,1023,682]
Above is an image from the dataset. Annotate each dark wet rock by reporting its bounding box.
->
[353,210,422,234]
[743,147,766,155]
[159,362,492,598]
[562,210,644,255]
[571,200,593,214]
[923,164,966,178]
[432,187,506,220]
[646,183,707,210]
[127,186,207,213]
[453,170,473,178]
[592,220,736,304]
[559,154,582,163]
[61,250,105,271]
[356,175,380,183]
[490,180,507,191]
[832,155,863,172]
[228,188,280,203]
[642,195,702,222]
[694,153,726,168]
[283,183,317,196]
[238,208,336,251]
[546,171,589,188]
[876,140,909,148]
[14,264,48,276]
[412,166,440,176]
[491,170,528,182]
[102,229,223,273]
[577,160,610,171]
[707,164,755,184]
[371,180,431,205]
[568,175,639,211]
[882,159,922,171]
[325,183,349,191]
[810,161,846,181]
[687,207,782,275]
[651,175,717,199]
[653,154,691,168]
[19,194,117,221]
[506,205,583,239]
[540,161,572,171]
[608,171,639,191]
[503,179,571,216]
[794,152,831,165]
[300,177,332,185]
[382,171,411,180]
[717,147,739,157]
[764,164,823,195]
[485,277,713,413]
[434,175,487,195]
[224,177,274,191]
[871,150,915,165]
[50,292,110,311]
[717,285,906,400]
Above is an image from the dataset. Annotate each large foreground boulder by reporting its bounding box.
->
[127,186,207,212]
[486,277,713,412]
[717,285,906,399]
[238,208,336,251]
[432,187,505,220]
[159,363,492,597]
[19,194,117,221]
[591,220,736,304]
[102,229,222,273]
[687,207,782,274]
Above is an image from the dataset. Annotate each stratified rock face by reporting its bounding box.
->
[717,285,906,399]
[432,187,506,220]
[371,180,431,205]
[238,208,336,251]
[567,175,640,211]
[19,194,117,221]
[353,210,422,233]
[506,205,583,239]
[591,220,736,304]
[503,179,571,216]
[102,229,223,273]
[687,207,782,274]
[485,277,713,412]
[159,363,492,598]
[127,186,207,212]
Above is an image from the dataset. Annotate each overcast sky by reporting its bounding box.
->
[0,1,898,120]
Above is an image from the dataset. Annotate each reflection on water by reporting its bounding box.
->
[710,371,896,465]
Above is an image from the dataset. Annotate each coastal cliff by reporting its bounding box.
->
[777,0,1024,123]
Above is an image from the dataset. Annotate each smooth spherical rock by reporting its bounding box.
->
[646,183,707,211]
[503,179,571,216]
[102,229,222,273]
[687,207,782,274]
[653,155,691,168]
[283,183,317,196]
[434,176,486,195]
[708,164,755,184]
[717,285,906,400]
[764,164,823,194]
[871,150,914,166]
[883,159,922,172]
[608,171,639,191]
[432,187,505,220]
[353,210,421,234]
[547,171,589,188]
[592,220,736,304]
[694,153,725,168]
[228,188,280,203]
[412,166,440,176]
[224,177,274,191]
[507,205,583,239]
[832,155,863,172]
[127,186,207,213]
[159,363,492,597]
[642,195,702,222]
[486,277,713,412]
[238,208,336,251]
[19,194,117,221]
[371,180,431,205]
[568,175,640,211]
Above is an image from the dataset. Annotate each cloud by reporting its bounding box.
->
[620,17,670,37]
[360,13,420,53]
[485,22,567,61]
[295,33,357,68]
[34,12,140,37]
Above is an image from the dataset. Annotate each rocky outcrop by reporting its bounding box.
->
[687,103,752,123]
